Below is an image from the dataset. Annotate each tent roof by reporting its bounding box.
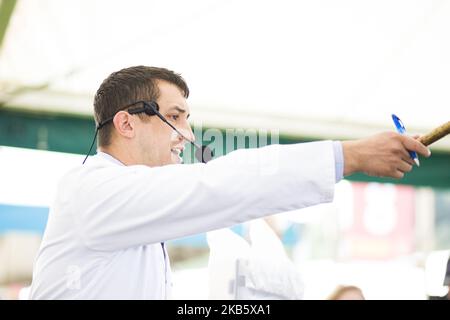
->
[1,0,449,150]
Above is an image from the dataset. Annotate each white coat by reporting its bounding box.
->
[30,141,336,299]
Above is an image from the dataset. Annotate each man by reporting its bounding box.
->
[30,66,431,299]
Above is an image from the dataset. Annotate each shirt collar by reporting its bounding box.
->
[96,151,125,166]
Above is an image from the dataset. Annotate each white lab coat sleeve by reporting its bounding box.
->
[72,141,336,251]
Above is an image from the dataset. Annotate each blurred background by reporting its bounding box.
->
[0,0,449,300]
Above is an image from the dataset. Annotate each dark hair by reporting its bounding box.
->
[93,66,189,146]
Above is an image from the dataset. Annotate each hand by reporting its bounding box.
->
[342,132,431,179]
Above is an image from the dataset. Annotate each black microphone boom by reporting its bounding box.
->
[145,102,213,163]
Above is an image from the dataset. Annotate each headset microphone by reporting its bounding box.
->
[82,101,213,164]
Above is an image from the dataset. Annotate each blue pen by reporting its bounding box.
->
[391,114,420,167]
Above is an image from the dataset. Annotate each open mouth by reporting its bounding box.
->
[171,148,183,163]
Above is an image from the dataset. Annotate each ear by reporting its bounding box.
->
[112,111,135,139]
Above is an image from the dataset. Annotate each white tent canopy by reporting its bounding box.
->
[1,0,449,149]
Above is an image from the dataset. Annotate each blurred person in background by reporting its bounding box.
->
[328,285,365,300]
[29,66,431,299]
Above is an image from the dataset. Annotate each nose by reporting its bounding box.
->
[177,120,195,144]
[187,125,195,143]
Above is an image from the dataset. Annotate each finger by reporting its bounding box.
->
[399,147,415,165]
[397,160,413,173]
[401,135,431,158]
[401,156,415,166]
[399,147,412,162]
[392,170,405,179]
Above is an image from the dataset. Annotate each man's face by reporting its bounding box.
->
[134,81,194,167]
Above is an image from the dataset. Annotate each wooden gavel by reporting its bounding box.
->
[419,121,450,146]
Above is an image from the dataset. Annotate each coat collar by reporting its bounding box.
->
[96,151,125,166]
